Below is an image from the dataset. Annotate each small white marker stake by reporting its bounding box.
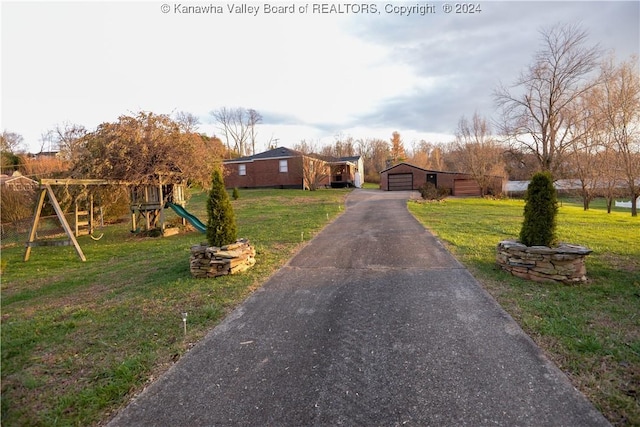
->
[182,312,188,336]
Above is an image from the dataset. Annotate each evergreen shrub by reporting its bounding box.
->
[519,171,558,247]
[206,169,237,247]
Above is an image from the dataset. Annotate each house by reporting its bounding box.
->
[380,162,503,196]
[0,171,39,192]
[328,155,364,188]
[30,151,62,160]
[223,147,364,190]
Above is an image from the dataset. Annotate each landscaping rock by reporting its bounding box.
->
[190,238,256,278]
[496,240,592,284]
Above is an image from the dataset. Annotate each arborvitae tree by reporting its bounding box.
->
[519,171,558,247]
[206,169,237,247]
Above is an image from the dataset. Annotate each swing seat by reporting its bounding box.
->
[26,240,72,247]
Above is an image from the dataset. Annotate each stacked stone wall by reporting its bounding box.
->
[190,238,256,278]
[496,240,592,284]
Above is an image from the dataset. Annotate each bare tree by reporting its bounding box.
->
[294,140,329,191]
[563,87,604,210]
[330,135,357,158]
[494,23,601,176]
[407,140,430,169]
[429,146,446,171]
[356,138,390,183]
[211,107,237,155]
[355,138,369,157]
[1,130,25,153]
[501,150,539,181]
[53,122,88,163]
[407,140,453,171]
[247,109,262,156]
[39,130,56,153]
[175,111,200,133]
[454,113,505,196]
[596,144,625,213]
[210,107,261,157]
[597,55,640,216]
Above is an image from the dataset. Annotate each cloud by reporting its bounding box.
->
[333,1,639,138]
[2,1,638,152]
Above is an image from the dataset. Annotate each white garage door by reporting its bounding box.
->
[388,173,413,191]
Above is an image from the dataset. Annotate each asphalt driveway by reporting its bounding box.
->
[108,189,610,426]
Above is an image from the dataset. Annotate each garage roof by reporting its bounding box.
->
[380,162,460,175]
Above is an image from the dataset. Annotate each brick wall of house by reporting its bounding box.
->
[224,157,305,189]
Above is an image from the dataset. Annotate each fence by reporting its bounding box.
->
[614,197,640,208]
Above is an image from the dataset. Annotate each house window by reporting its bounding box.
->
[239,164,246,176]
[279,160,288,173]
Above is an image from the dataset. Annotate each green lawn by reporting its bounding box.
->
[1,188,350,426]
[3,189,638,426]
[408,197,640,426]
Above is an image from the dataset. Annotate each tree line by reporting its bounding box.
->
[495,23,639,215]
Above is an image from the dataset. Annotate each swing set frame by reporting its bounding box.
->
[23,179,114,262]
[24,176,186,262]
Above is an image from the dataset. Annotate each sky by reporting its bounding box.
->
[1,1,639,154]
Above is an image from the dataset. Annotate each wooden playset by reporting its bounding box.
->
[24,178,188,262]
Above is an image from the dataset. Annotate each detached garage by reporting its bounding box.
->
[387,173,413,191]
[380,163,502,196]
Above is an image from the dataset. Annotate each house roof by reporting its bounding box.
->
[34,151,60,158]
[339,155,362,162]
[223,147,363,165]
[224,147,304,163]
[380,162,505,180]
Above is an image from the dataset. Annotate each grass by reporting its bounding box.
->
[408,196,640,426]
[1,188,350,426]
[3,188,638,425]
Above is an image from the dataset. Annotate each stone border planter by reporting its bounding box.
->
[496,240,592,284]
[190,238,256,278]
